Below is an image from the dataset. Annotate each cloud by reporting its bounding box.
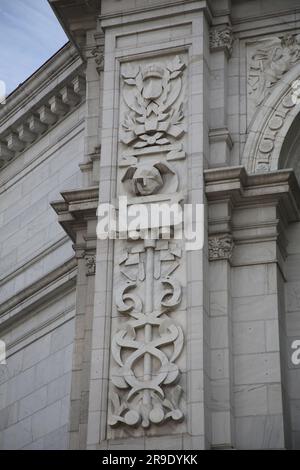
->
[0,0,68,95]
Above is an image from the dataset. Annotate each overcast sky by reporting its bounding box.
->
[0,0,68,95]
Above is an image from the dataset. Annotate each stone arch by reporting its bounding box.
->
[243,63,300,173]
[278,111,300,178]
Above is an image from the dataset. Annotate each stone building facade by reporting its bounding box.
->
[0,0,300,450]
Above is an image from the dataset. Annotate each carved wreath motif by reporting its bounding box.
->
[120,56,186,151]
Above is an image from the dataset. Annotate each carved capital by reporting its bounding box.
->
[209,235,233,261]
[91,46,104,74]
[210,27,234,57]
[85,255,96,276]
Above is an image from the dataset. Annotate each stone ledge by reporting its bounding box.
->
[51,186,99,242]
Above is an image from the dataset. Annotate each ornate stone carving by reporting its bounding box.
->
[122,161,177,196]
[254,89,296,172]
[248,34,300,106]
[209,27,234,57]
[109,239,184,428]
[120,56,186,163]
[91,46,104,74]
[85,255,96,276]
[209,235,233,261]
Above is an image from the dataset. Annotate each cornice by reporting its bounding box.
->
[0,43,86,170]
[205,166,300,221]
[49,0,101,58]
[205,166,300,266]
[100,0,212,29]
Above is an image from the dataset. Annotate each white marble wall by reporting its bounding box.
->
[0,85,84,448]
[0,292,75,449]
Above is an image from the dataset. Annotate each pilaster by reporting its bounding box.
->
[205,166,300,449]
[85,0,212,451]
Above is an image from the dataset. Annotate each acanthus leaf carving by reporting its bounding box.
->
[209,27,234,57]
[85,254,96,276]
[208,235,233,261]
[91,45,104,74]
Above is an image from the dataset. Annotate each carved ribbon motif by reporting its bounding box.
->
[109,240,184,428]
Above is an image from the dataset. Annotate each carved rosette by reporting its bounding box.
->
[208,235,233,261]
[209,27,234,57]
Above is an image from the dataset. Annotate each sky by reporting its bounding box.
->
[0,0,68,96]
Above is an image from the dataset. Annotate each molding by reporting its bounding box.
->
[0,118,85,192]
[0,43,86,170]
[243,63,300,173]
[51,186,99,242]
[6,304,75,358]
[0,258,77,329]
[231,6,300,29]
[209,127,233,148]
[0,236,69,287]
[205,166,300,267]
[0,43,80,122]
[205,166,300,218]
[49,0,100,59]
[100,1,212,29]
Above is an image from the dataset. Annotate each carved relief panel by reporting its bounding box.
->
[107,53,188,438]
[246,34,300,126]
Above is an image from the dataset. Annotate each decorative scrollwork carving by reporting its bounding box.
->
[109,240,184,428]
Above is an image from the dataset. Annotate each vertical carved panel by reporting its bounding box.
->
[107,54,188,436]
